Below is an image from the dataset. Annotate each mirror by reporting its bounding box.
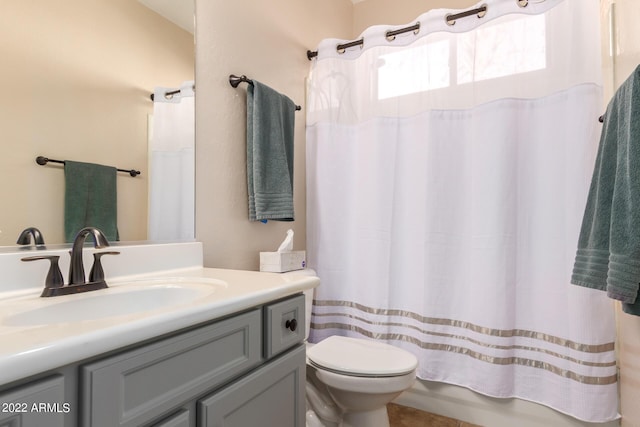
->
[0,0,195,246]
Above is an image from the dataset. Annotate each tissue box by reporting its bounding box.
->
[260,251,306,273]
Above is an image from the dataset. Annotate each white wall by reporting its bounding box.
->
[194,0,352,270]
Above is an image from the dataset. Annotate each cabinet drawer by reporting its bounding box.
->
[0,375,66,427]
[82,309,262,427]
[264,294,305,359]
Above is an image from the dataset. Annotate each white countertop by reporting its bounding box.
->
[0,267,319,386]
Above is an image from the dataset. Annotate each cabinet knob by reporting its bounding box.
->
[285,319,298,332]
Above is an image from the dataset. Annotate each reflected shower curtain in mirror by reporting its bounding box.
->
[305,0,618,422]
[148,81,195,241]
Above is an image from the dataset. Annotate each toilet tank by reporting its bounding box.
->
[282,269,317,340]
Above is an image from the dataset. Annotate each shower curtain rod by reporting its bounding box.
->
[36,156,141,177]
[306,4,489,60]
[229,74,302,110]
[150,85,195,101]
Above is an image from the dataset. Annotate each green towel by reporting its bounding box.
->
[64,160,119,243]
[571,65,640,310]
[247,80,296,221]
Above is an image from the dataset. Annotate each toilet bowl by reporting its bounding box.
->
[291,271,418,427]
[307,335,417,427]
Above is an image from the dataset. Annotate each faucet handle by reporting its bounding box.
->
[89,251,120,283]
[21,255,64,290]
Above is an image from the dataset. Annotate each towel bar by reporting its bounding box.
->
[229,75,302,111]
[36,156,141,177]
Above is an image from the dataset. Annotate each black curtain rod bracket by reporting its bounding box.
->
[229,74,301,111]
[36,156,141,177]
[229,74,253,88]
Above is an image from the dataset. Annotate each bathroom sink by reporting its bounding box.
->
[3,277,226,327]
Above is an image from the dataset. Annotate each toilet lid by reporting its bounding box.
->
[307,336,418,377]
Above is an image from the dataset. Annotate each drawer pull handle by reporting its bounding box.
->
[285,319,298,332]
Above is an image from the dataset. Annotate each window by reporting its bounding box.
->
[457,14,546,84]
[377,14,546,100]
[378,40,450,100]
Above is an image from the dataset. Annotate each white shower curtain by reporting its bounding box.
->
[148,81,195,241]
[306,0,618,422]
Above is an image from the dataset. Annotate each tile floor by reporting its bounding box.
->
[388,403,482,427]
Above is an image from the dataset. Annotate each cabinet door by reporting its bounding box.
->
[198,344,306,427]
[0,376,66,427]
[82,309,262,427]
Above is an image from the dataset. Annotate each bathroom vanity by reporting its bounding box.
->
[0,242,317,427]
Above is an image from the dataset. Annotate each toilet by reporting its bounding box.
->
[295,271,418,427]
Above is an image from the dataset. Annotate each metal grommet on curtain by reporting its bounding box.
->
[445,13,456,26]
[477,4,488,18]
[337,39,364,55]
[385,22,421,42]
[445,4,488,26]
[517,0,529,7]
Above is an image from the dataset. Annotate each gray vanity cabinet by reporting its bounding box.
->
[82,309,263,427]
[0,293,306,427]
[82,293,306,427]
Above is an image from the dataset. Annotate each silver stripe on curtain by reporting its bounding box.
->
[311,300,617,385]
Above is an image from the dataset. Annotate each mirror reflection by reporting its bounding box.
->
[0,0,195,246]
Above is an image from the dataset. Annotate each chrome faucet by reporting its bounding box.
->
[21,226,119,297]
[16,227,45,246]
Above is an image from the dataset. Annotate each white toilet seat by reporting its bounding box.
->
[313,365,416,395]
[307,336,418,377]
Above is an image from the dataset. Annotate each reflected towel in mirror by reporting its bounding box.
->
[64,161,118,243]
